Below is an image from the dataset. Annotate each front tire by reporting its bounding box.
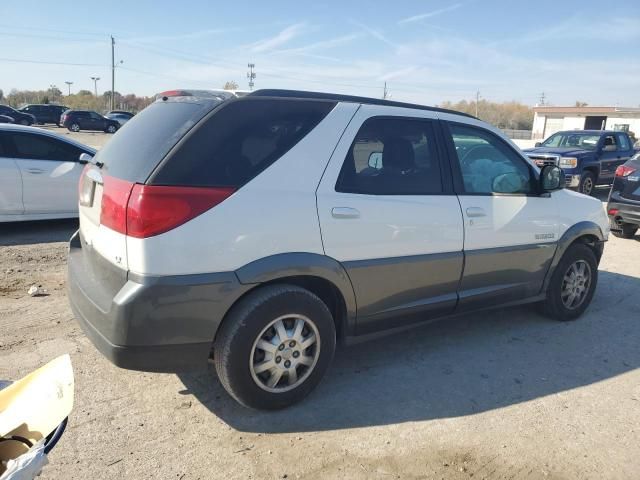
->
[214,284,336,410]
[19,119,30,126]
[542,243,598,321]
[579,171,595,196]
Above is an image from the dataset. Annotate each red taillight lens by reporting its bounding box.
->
[608,208,619,216]
[158,90,192,98]
[126,184,235,238]
[615,165,637,177]
[100,176,134,234]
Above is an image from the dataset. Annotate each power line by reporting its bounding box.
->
[0,56,106,67]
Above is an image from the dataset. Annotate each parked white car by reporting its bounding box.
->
[68,89,609,410]
[0,124,95,222]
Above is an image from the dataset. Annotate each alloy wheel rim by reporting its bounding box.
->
[249,314,320,393]
[582,178,593,195]
[561,260,591,310]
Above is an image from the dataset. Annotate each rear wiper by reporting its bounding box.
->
[79,152,104,168]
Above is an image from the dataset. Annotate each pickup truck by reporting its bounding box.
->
[523,130,637,195]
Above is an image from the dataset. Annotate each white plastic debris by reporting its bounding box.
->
[0,440,48,480]
[27,286,42,297]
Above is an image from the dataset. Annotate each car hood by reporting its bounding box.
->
[523,147,592,157]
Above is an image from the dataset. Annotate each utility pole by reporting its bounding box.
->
[49,84,58,103]
[475,90,481,117]
[539,92,546,106]
[64,81,73,96]
[111,35,115,110]
[247,63,256,91]
[383,82,389,99]
[91,77,100,97]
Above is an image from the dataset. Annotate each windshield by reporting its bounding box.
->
[542,132,600,150]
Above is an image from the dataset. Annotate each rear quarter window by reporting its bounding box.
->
[149,98,336,187]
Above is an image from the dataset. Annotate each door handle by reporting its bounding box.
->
[331,207,360,219]
[26,168,44,174]
[465,207,486,218]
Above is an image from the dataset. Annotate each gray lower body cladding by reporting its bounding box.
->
[68,223,605,373]
[67,231,252,372]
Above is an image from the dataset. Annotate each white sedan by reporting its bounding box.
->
[0,124,96,222]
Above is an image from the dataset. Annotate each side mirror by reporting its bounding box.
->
[540,165,563,192]
[492,172,527,194]
[368,152,383,169]
[78,152,93,165]
[535,142,542,147]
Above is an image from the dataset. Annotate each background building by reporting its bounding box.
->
[532,106,640,140]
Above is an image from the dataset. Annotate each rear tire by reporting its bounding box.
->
[106,124,117,134]
[579,171,595,196]
[68,123,80,132]
[542,243,598,321]
[19,119,29,126]
[611,224,638,239]
[214,284,336,410]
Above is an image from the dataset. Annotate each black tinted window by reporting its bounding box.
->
[12,133,82,162]
[450,123,533,194]
[336,117,443,195]
[151,98,336,187]
[97,100,220,182]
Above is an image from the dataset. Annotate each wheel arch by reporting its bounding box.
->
[233,253,358,339]
[542,221,605,292]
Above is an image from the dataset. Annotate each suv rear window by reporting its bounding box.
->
[96,99,220,182]
[149,98,336,187]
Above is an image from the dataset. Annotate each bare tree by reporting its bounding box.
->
[223,81,239,90]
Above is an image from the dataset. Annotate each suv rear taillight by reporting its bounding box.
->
[126,184,234,238]
[615,165,637,177]
[98,175,234,238]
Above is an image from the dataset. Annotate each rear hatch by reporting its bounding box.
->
[77,92,228,271]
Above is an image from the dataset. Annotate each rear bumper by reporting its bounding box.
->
[607,200,640,228]
[67,230,251,372]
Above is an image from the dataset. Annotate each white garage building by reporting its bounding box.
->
[532,106,640,140]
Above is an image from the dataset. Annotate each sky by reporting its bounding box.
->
[1,0,639,107]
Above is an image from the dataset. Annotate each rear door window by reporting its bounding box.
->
[150,98,336,187]
[616,133,630,151]
[336,117,443,195]
[12,133,82,162]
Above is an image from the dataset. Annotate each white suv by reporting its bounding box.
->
[68,89,609,409]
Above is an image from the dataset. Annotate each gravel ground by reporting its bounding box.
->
[1,193,639,480]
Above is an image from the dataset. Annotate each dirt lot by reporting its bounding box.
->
[1,196,640,480]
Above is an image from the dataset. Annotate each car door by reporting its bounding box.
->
[317,107,464,335]
[89,112,105,130]
[75,112,90,129]
[612,133,633,172]
[10,132,84,214]
[441,119,559,311]
[0,132,24,215]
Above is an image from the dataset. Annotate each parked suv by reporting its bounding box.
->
[61,110,120,133]
[68,89,609,409]
[19,104,68,126]
[607,153,640,239]
[523,130,636,195]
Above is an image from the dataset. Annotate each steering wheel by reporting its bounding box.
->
[460,145,497,169]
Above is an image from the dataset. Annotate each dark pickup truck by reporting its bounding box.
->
[523,130,637,195]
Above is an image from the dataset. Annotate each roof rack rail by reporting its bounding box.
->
[247,89,476,119]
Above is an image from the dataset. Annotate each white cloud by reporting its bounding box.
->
[248,23,307,53]
[350,20,398,48]
[398,4,463,25]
